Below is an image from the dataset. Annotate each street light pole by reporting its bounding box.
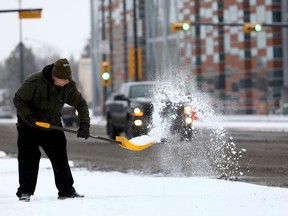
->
[0,2,42,84]
[19,0,24,84]
[101,0,107,114]
[133,0,139,81]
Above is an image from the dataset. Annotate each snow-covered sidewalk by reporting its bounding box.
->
[191,115,288,132]
[0,151,287,216]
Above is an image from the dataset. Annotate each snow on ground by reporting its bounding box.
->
[1,116,288,215]
[0,151,287,216]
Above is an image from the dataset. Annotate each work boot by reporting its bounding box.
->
[58,192,84,200]
[19,194,31,202]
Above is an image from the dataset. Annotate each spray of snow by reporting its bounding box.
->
[134,68,246,178]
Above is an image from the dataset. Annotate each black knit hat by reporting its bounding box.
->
[52,58,72,79]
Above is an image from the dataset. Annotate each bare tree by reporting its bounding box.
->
[81,38,91,58]
[4,43,37,105]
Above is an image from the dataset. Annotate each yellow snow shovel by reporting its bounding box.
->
[115,136,156,151]
[35,122,155,151]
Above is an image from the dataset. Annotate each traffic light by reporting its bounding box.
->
[243,23,263,33]
[101,61,111,87]
[170,22,191,32]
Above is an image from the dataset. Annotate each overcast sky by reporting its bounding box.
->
[0,0,90,63]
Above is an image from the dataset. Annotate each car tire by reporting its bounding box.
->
[180,127,193,141]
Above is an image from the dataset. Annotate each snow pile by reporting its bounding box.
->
[129,135,156,145]
[0,152,287,216]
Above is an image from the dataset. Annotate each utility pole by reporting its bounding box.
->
[122,0,128,82]
[0,5,42,84]
[133,0,139,81]
[101,0,107,114]
[19,0,24,84]
[108,0,114,91]
[90,0,101,116]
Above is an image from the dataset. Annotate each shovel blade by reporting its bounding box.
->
[116,136,156,151]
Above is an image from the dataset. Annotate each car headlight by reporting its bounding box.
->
[75,110,78,116]
[132,107,144,116]
[183,105,198,121]
[185,117,193,125]
[183,105,192,114]
[134,119,143,126]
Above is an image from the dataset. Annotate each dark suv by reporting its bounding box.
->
[61,104,79,127]
[105,81,197,140]
[105,82,154,139]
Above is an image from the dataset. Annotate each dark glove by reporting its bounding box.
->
[25,115,37,127]
[77,123,90,139]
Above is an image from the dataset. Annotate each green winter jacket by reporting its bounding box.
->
[13,64,90,126]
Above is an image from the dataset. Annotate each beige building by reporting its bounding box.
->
[78,58,93,107]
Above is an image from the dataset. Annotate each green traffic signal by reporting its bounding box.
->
[102,71,110,81]
[182,23,191,31]
[254,24,262,32]
[101,61,111,87]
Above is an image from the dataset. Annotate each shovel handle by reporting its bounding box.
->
[35,122,121,144]
[89,134,121,144]
[34,122,157,151]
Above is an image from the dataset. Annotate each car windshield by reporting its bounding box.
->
[129,84,155,99]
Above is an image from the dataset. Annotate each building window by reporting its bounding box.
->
[232,83,239,92]
[269,70,283,78]
[245,50,251,59]
[272,11,281,22]
[243,10,250,18]
[196,56,201,66]
[219,40,224,47]
[273,32,282,38]
[245,109,254,115]
[244,33,250,41]
[240,78,252,88]
[195,26,200,37]
[215,74,226,90]
[219,53,225,62]
[269,80,283,87]
[244,10,250,22]
[218,2,223,9]
[218,29,224,35]
[273,47,282,58]
[218,15,224,22]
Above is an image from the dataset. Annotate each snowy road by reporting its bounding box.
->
[0,120,288,187]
